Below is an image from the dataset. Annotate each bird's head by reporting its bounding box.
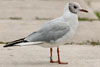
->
[68,2,88,14]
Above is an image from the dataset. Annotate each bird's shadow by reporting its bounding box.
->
[13,61,58,66]
[26,61,52,65]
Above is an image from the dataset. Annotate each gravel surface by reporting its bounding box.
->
[0,45,100,67]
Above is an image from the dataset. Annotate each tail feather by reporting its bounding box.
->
[15,42,43,46]
[3,38,27,47]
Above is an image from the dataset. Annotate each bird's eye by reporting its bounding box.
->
[74,6,77,9]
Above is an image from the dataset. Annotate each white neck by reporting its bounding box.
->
[62,3,79,30]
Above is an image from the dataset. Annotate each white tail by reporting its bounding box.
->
[15,42,43,46]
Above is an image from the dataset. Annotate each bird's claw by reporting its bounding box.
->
[58,61,68,64]
[50,60,58,63]
[50,60,68,64]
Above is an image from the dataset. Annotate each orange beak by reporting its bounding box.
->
[80,9,88,13]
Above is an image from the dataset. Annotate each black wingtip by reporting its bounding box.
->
[3,45,8,48]
[3,38,26,48]
[3,44,14,48]
[3,45,7,47]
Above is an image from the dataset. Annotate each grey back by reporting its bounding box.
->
[25,20,70,43]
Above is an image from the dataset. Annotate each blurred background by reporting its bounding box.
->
[0,1,100,67]
[0,0,100,45]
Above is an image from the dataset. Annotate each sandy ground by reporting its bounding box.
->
[91,2,100,12]
[0,45,100,67]
[0,0,98,20]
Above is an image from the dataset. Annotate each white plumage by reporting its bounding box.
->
[17,2,79,48]
[4,2,88,64]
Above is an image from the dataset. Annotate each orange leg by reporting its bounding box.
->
[57,47,68,64]
[50,47,68,64]
[50,48,58,63]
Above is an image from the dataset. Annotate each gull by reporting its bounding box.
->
[3,2,88,64]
